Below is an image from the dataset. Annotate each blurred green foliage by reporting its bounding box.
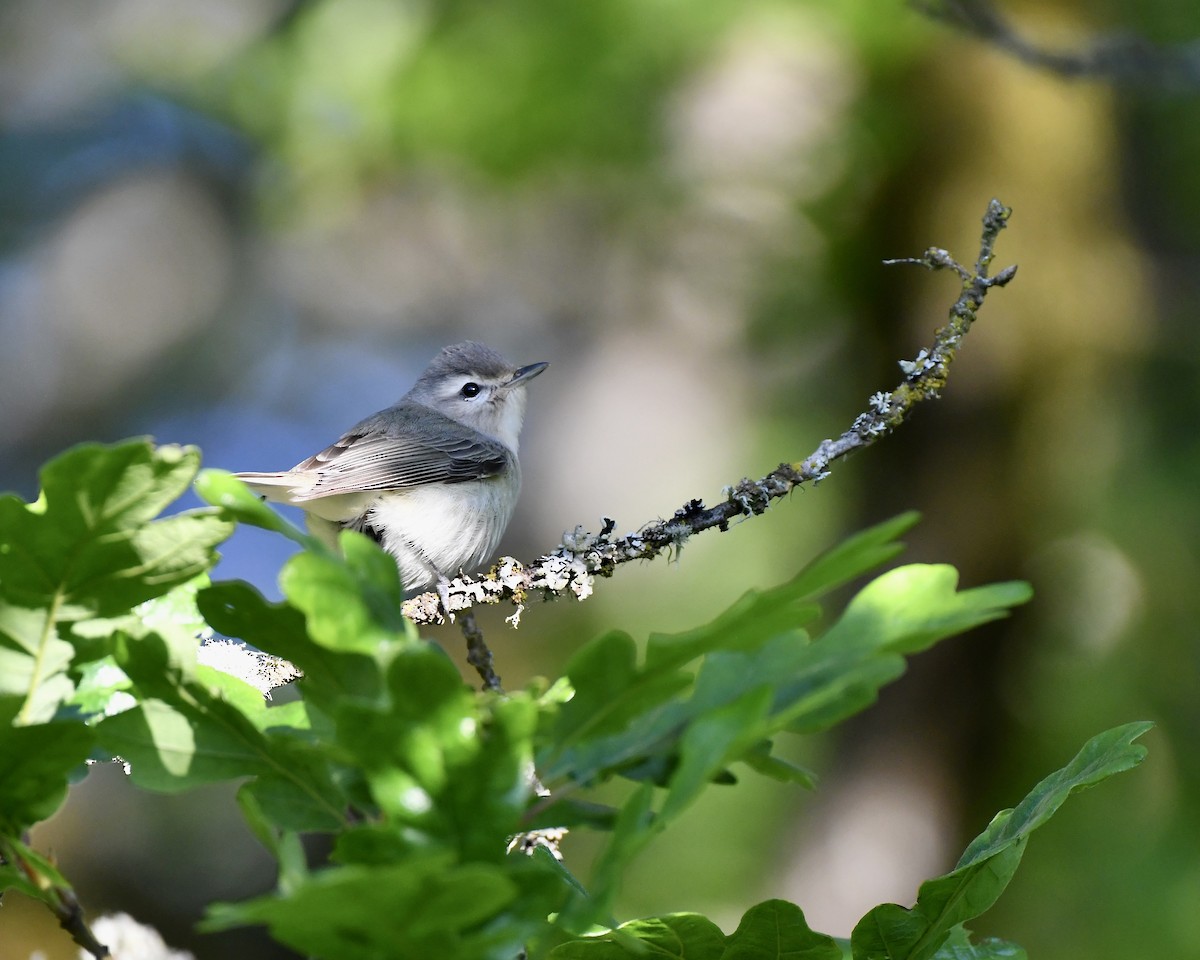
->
[207,0,726,199]
[1,2,1198,959]
[0,440,1150,960]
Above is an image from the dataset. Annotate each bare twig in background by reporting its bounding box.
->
[403,199,1017,627]
[915,0,1200,89]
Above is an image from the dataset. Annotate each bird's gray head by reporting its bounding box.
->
[406,341,548,449]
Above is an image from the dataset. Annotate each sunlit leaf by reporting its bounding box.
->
[203,860,529,960]
[850,723,1152,960]
[549,913,726,959]
[194,469,313,546]
[820,565,1032,657]
[0,441,231,725]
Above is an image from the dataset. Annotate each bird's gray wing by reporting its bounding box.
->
[287,403,511,500]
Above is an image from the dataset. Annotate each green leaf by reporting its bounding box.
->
[545,557,1031,802]
[543,525,952,793]
[202,475,411,649]
[66,657,134,719]
[62,573,215,699]
[777,657,907,739]
[97,676,351,833]
[198,580,383,710]
[336,649,542,857]
[235,785,311,893]
[0,441,232,616]
[555,631,692,749]
[550,913,726,959]
[194,469,314,546]
[524,797,621,832]
[544,631,806,789]
[851,842,1026,960]
[332,823,420,866]
[281,546,413,655]
[819,565,1032,656]
[723,900,841,960]
[643,586,818,673]
[739,742,818,789]
[931,928,1027,960]
[0,722,95,831]
[97,696,270,792]
[335,645,471,771]
[197,580,308,650]
[0,834,76,905]
[781,656,906,736]
[661,686,772,821]
[428,693,541,849]
[236,780,284,859]
[0,442,231,725]
[640,512,920,675]
[552,584,821,787]
[530,844,591,902]
[242,750,348,833]
[197,663,312,736]
[203,860,526,960]
[546,635,880,792]
[784,511,921,603]
[132,571,215,658]
[850,723,1153,960]
[115,513,237,610]
[956,722,1153,868]
[0,603,75,725]
[339,530,406,625]
[558,783,655,934]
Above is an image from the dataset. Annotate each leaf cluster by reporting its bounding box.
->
[0,441,1151,960]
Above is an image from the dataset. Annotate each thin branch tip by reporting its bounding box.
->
[391,200,1019,627]
[985,197,1013,220]
[991,264,1018,286]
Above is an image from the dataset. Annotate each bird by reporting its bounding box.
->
[235,341,548,595]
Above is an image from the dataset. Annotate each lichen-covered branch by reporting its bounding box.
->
[403,199,1018,626]
[460,610,502,691]
[916,0,1200,89]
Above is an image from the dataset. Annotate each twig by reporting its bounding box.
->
[402,199,1017,626]
[58,889,110,960]
[914,0,1200,90]
[1,838,110,959]
[460,611,502,691]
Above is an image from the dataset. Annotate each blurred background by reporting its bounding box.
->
[2,0,1197,957]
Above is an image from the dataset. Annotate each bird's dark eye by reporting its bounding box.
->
[460,382,482,398]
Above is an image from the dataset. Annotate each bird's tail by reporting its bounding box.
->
[232,471,371,523]
[232,471,300,502]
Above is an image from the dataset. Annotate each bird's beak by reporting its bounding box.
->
[506,361,549,388]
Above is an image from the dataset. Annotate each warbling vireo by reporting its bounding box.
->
[236,341,548,594]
